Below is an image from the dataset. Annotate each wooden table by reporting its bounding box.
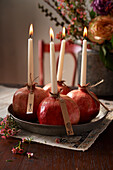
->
[0,121,113,170]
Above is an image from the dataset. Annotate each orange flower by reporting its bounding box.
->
[88,15,113,44]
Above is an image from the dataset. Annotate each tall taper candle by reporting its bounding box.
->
[50,28,58,94]
[57,27,66,81]
[28,24,34,86]
[80,27,87,86]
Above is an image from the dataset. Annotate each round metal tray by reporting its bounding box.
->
[8,104,108,136]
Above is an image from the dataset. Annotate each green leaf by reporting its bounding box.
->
[104,52,113,71]
[110,35,113,48]
[99,46,105,63]
[90,10,96,19]
[6,160,13,162]
[99,46,113,71]
[102,46,106,56]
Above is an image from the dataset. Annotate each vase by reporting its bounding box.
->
[78,49,113,97]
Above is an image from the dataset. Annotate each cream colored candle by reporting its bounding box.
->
[50,28,58,94]
[28,24,34,86]
[80,27,87,86]
[57,27,66,81]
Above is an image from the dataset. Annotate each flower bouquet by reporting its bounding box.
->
[38,0,113,71]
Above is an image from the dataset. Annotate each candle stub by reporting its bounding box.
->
[26,92,34,114]
[59,97,74,136]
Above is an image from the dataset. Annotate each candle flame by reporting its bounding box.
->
[29,24,33,36]
[83,27,87,37]
[49,27,54,41]
[62,27,65,37]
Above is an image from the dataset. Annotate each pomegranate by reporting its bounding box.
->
[13,85,48,122]
[43,81,71,96]
[37,94,80,125]
[67,88,100,123]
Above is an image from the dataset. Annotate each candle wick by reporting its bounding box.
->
[83,35,87,40]
[30,34,32,38]
[51,36,53,42]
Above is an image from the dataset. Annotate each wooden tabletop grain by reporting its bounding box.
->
[0,121,113,170]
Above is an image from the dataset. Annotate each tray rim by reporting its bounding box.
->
[8,104,108,128]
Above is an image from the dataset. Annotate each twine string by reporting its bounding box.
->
[79,80,110,112]
[86,87,110,112]
[89,79,104,88]
[57,80,66,87]
[26,75,39,93]
[50,92,74,136]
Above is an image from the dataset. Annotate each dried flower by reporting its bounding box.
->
[1,136,6,139]
[12,148,17,154]
[0,115,20,138]
[91,0,113,15]
[11,141,24,155]
[27,152,33,159]
[55,138,60,143]
[18,149,24,154]
[22,137,27,143]
[39,0,87,41]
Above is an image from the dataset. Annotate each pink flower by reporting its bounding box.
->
[18,149,24,154]
[0,129,5,134]
[11,128,16,135]
[83,17,86,21]
[70,4,73,8]
[59,3,64,8]
[27,152,33,159]
[12,148,17,154]
[3,116,8,122]
[15,147,19,152]
[76,8,80,14]
[61,11,65,16]
[83,11,86,15]
[57,0,64,2]
[7,129,12,135]
[80,15,83,19]
[56,31,62,40]
[78,27,82,31]
[1,136,6,139]
[22,137,27,143]
[67,30,71,35]
[74,28,77,33]
[73,17,77,21]
[0,121,4,126]
[55,138,60,143]
[71,21,74,25]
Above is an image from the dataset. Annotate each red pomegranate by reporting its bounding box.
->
[43,81,71,96]
[67,88,100,123]
[37,94,80,125]
[13,85,48,122]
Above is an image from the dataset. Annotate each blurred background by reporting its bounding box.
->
[0,0,79,87]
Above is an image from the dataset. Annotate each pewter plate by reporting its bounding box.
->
[8,104,108,136]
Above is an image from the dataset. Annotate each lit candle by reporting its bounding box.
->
[50,28,58,94]
[57,27,66,81]
[28,24,34,86]
[80,27,87,86]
